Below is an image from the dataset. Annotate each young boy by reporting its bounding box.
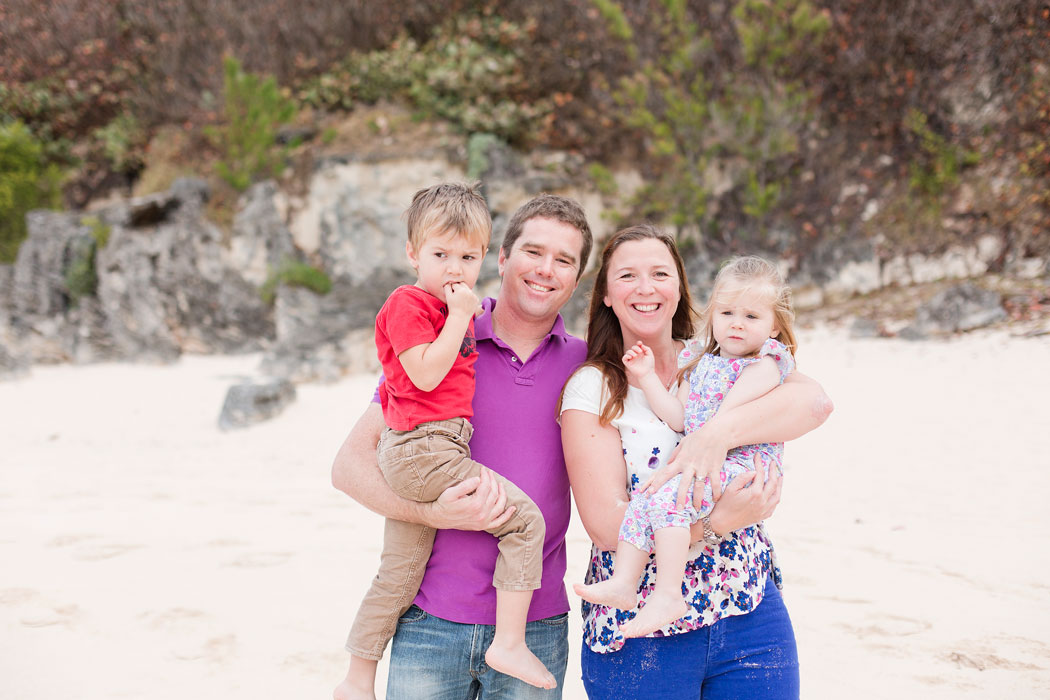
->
[338,182,555,699]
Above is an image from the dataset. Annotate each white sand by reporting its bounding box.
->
[1,327,1048,698]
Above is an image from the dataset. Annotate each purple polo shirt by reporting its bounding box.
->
[374,297,586,624]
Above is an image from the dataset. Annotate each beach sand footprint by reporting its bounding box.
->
[140,607,210,633]
[282,650,346,677]
[1,587,83,629]
[20,603,82,629]
[837,614,932,640]
[228,551,293,568]
[940,636,1050,673]
[171,634,238,664]
[0,587,40,606]
[73,542,144,561]
[47,534,99,548]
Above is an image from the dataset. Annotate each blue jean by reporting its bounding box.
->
[580,581,799,700]
[386,605,569,700]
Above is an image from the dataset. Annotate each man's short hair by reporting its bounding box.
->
[405,181,491,251]
[501,194,593,279]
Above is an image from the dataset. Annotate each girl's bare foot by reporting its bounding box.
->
[485,641,557,689]
[620,589,689,638]
[573,579,637,611]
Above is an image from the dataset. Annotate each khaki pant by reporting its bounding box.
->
[345,417,545,661]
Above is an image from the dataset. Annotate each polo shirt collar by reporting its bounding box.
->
[475,297,571,344]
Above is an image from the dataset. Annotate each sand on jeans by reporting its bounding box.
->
[1,326,1048,699]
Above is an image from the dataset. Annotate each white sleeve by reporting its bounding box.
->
[559,365,606,417]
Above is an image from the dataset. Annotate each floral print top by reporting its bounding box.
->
[560,344,786,654]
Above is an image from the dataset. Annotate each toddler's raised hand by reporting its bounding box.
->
[622,341,656,380]
[445,281,480,319]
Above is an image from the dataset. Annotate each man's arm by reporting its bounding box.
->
[331,402,515,529]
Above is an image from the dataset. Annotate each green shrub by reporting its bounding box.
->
[300,14,551,144]
[593,0,828,243]
[466,133,502,180]
[588,163,619,197]
[0,120,63,262]
[260,260,332,304]
[905,109,979,198]
[63,238,97,305]
[61,216,112,306]
[93,113,146,173]
[206,56,297,191]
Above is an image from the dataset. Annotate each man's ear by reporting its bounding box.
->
[497,247,507,277]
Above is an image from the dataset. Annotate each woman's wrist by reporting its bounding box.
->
[703,413,737,452]
[707,509,731,538]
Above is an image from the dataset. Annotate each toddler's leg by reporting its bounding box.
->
[574,491,653,610]
[485,589,558,690]
[345,517,436,661]
[620,525,691,638]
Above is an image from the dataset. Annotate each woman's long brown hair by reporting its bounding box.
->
[575,224,696,425]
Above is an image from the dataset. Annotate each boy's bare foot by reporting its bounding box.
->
[485,641,557,689]
[333,678,376,700]
[620,590,688,638]
[573,579,637,611]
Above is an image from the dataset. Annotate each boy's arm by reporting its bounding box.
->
[398,283,476,392]
[717,357,781,414]
[331,402,515,529]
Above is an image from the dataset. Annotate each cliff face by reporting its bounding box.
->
[3,129,1042,385]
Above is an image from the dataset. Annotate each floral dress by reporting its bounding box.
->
[560,340,791,653]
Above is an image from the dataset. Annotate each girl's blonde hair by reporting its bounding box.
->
[683,256,797,377]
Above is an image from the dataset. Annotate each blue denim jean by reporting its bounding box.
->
[580,581,799,700]
[386,605,569,700]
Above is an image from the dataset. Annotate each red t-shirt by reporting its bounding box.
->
[375,285,477,431]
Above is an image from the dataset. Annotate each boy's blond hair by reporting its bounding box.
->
[404,181,491,251]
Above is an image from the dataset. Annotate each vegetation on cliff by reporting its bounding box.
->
[1,0,1047,265]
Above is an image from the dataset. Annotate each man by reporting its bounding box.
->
[333,194,594,700]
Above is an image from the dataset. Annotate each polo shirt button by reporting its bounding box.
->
[511,357,518,362]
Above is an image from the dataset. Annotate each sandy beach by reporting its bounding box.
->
[2,326,1048,699]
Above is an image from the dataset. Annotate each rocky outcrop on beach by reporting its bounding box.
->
[899,282,1009,340]
[2,142,1046,431]
[218,377,297,430]
[2,178,271,366]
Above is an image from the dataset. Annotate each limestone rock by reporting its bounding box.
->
[901,282,1007,338]
[0,339,29,379]
[94,183,272,360]
[230,181,297,287]
[5,178,271,365]
[218,378,296,430]
[849,317,882,339]
[260,278,398,382]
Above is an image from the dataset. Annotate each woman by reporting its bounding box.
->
[560,224,831,698]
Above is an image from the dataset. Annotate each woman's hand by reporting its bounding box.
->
[706,453,782,535]
[643,416,732,508]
